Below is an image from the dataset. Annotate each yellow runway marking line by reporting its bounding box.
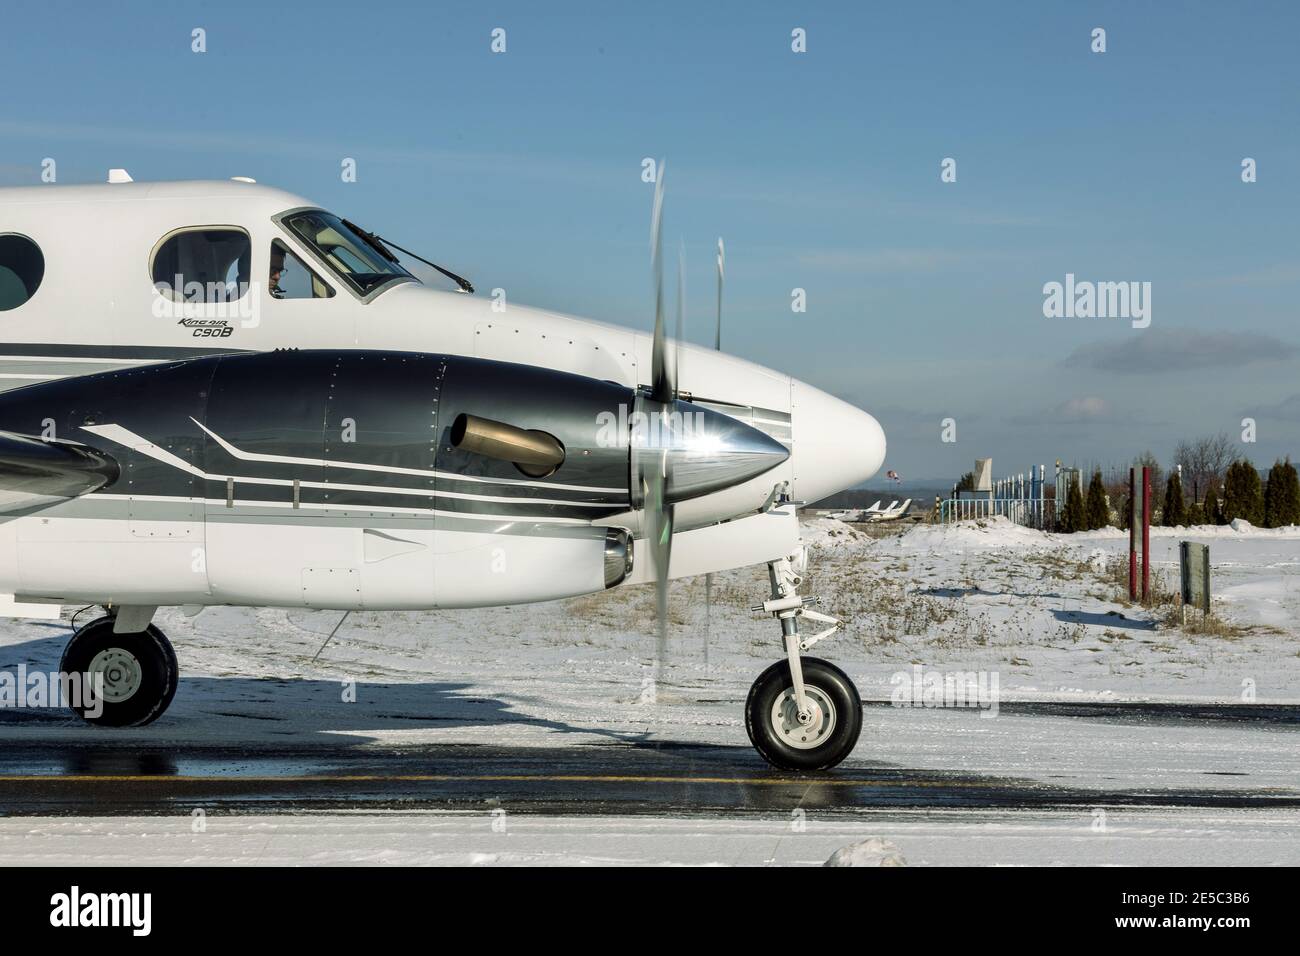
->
[0,773,997,788]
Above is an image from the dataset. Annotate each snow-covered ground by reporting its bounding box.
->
[1,516,1296,865]
[820,515,1300,703]
[2,809,1294,866]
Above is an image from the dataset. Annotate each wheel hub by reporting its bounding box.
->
[770,683,837,750]
[86,647,143,704]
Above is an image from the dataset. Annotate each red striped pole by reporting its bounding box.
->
[1128,467,1137,600]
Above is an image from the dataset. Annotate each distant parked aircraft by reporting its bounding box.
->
[826,498,912,522]
[866,499,912,522]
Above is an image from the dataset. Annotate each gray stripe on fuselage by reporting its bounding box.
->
[0,360,166,378]
[207,511,605,539]
[31,496,608,539]
[0,344,247,393]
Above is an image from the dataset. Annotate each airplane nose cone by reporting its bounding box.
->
[632,397,790,504]
[790,381,886,505]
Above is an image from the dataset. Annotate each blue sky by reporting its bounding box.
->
[2,0,1298,484]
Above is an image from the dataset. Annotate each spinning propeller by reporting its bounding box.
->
[639,161,682,689]
[634,166,787,690]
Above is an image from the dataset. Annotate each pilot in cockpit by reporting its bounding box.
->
[269,246,287,299]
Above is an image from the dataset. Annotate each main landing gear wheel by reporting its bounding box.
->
[59,617,178,727]
[745,657,862,771]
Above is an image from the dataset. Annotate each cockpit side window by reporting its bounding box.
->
[151,227,251,303]
[277,210,413,298]
[269,240,335,300]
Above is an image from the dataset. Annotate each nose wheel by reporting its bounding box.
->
[746,657,861,770]
[745,548,862,770]
[60,616,178,726]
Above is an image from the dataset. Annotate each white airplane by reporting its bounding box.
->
[865,499,912,522]
[826,500,880,521]
[0,169,886,770]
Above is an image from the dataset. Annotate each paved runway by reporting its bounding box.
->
[1,701,1296,816]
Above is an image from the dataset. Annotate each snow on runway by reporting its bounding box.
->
[1,808,1295,866]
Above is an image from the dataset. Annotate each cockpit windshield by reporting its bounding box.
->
[279,210,414,297]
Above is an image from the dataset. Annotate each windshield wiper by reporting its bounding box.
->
[341,219,474,294]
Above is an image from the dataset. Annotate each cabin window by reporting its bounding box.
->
[151,228,251,302]
[0,234,45,312]
[269,240,334,299]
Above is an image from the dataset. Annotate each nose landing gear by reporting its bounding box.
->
[745,548,862,770]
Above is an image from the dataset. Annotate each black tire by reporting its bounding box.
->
[745,657,862,770]
[58,617,178,727]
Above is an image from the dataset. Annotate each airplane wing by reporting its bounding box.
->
[0,431,120,514]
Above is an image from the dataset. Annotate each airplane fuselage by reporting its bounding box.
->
[0,179,885,611]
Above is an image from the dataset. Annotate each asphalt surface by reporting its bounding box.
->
[1,701,1296,816]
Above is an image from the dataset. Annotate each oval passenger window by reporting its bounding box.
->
[0,234,45,312]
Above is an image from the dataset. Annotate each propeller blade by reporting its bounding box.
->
[644,160,675,687]
[649,160,675,403]
[675,239,685,399]
[715,237,724,352]
[643,443,674,688]
[704,237,724,668]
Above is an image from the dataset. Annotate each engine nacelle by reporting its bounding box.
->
[0,350,776,610]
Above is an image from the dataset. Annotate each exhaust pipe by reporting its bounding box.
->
[450,413,565,478]
[603,528,633,588]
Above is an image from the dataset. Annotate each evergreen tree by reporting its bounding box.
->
[1221,462,1242,523]
[1262,457,1300,527]
[1185,501,1205,526]
[1262,458,1300,528]
[1162,472,1186,527]
[1263,461,1284,528]
[1222,459,1264,525]
[1247,463,1263,524]
[1059,475,1086,533]
[1203,485,1223,525]
[1085,470,1109,529]
[1285,459,1300,526]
